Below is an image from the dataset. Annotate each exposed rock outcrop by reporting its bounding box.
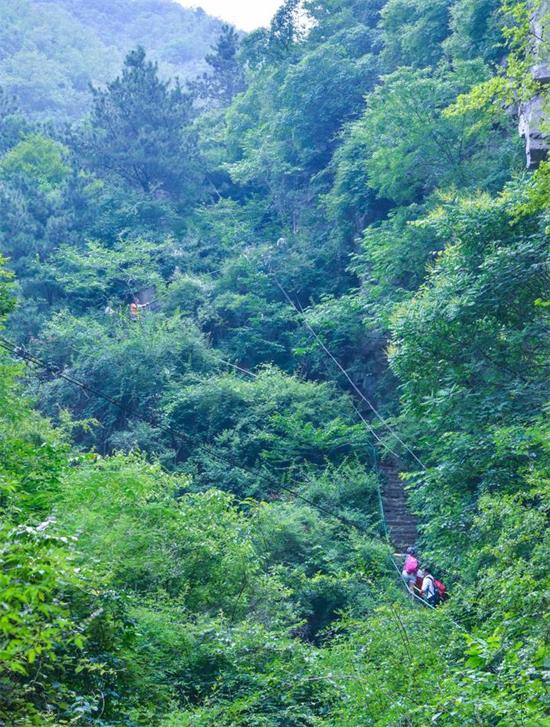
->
[519,2,549,168]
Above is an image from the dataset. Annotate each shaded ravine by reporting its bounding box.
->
[379,460,418,554]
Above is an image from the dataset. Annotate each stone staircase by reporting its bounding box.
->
[379,460,417,554]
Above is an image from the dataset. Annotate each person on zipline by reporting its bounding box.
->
[401,546,418,592]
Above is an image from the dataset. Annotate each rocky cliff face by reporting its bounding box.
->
[519,2,549,168]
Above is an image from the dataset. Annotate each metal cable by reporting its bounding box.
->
[268,272,427,470]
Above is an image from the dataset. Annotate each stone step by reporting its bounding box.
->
[386,516,416,524]
[386,518,413,524]
[379,461,417,550]
[385,505,415,513]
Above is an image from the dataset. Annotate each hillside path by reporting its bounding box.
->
[379,460,417,554]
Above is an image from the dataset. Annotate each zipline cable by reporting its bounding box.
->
[255,265,463,616]
[218,358,259,378]
[0,336,378,550]
[0,334,390,548]
[0,336,191,447]
[0,172,477,641]
[267,269,427,471]
[233,249,416,534]
[0,335,332,528]
[226,261,419,577]
[229,260,445,609]
[0,334,480,638]
[4,321,418,599]
[197,256,473,629]
[1,280,438,614]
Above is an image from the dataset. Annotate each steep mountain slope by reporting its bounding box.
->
[0,0,548,724]
[0,0,224,119]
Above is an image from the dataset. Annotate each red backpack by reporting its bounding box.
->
[433,578,447,601]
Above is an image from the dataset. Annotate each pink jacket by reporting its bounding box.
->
[404,554,418,574]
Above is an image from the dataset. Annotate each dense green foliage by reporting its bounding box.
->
[0,0,548,724]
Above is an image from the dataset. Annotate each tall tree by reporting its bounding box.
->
[83,47,201,200]
[193,25,246,108]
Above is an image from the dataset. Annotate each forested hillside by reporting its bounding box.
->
[0,0,548,725]
[0,0,224,119]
